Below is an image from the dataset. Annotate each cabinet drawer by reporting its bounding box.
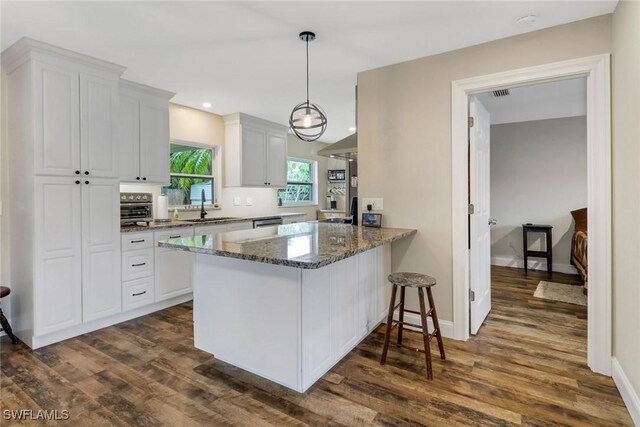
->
[122,248,154,281]
[122,277,154,311]
[121,232,153,251]
[195,224,226,236]
[154,227,194,246]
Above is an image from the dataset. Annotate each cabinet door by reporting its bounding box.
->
[266,131,287,187]
[332,256,360,359]
[33,62,80,176]
[241,124,267,186]
[81,178,121,322]
[226,221,253,231]
[139,98,170,184]
[195,224,227,236]
[118,92,140,182]
[34,177,82,335]
[80,73,118,178]
[154,228,194,301]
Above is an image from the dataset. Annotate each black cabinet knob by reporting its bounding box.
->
[75,180,80,184]
[136,177,140,180]
[75,170,80,175]
[84,171,89,175]
[84,180,90,184]
[142,177,146,181]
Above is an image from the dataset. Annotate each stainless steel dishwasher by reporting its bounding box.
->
[252,217,283,228]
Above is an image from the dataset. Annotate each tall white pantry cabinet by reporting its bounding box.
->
[2,39,126,348]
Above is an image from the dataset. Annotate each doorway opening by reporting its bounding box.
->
[468,77,589,366]
[451,55,611,376]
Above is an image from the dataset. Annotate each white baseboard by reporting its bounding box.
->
[28,293,193,349]
[390,310,454,339]
[491,256,578,275]
[612,357,640,426]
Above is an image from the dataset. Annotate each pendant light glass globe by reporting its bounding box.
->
[289,31,327,142]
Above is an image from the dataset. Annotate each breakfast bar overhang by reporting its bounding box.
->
[159,222,416,392]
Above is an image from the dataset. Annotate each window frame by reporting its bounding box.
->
[278,157,318,207]
[165,140,221,209]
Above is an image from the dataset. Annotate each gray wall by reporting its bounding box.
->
[490,117,587,271]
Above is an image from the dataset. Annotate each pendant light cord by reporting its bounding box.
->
[306,38,310,105]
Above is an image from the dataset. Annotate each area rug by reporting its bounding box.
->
[534,281,587,306]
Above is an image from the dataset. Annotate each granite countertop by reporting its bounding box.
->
[121,212,307,233]
[158,222,416,269]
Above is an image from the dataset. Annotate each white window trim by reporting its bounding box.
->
[279,157,318,207]
[166,139,222,209]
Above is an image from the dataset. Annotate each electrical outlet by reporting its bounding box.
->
[246,197,253,206]
[233,196,241,206]
[362,197,383,211]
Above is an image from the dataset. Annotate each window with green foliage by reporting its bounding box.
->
[162,142,215,206]
[277,158,317,205]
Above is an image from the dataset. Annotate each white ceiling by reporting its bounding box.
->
[1,1,616,142]
[475,77,587,125]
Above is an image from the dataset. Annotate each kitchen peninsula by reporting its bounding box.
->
[160,222,416,392]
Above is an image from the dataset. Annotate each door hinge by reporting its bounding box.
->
[469,290,475,302]
[468,204,475,215]
[468,116,475,128]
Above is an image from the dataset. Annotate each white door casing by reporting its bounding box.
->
[469,98,492,335]
[451,54,611,375]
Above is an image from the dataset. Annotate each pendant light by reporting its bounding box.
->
[289,31,327,142]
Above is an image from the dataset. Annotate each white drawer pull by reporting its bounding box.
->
[132,290,147,297]
[131,262,146,267]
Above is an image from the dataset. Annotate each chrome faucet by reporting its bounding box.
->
[200,189,207,220]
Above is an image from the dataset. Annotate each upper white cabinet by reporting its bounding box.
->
[223,113,288,187]
[118,80,174,184]
[25,49,123,178]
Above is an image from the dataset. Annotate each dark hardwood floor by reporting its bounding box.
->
[1,266,633,426]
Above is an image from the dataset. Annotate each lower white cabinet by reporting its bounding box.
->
[122,277,155,311]
[154,227,194,302]
[122,248,154,281]
[195,224,226,236]
[34,176,121,335]
[226,221,253,231]
[283,215,306,224]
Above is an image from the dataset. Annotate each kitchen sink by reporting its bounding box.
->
[183,217,241,223]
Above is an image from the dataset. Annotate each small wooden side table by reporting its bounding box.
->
[522,224,553,274]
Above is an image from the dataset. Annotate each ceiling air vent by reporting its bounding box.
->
[491,89,510,97]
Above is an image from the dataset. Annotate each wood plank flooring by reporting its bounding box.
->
[1,266,633,426]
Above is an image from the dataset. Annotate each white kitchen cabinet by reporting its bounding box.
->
[223,113,288,187]
[282,215,306,225]
[3,38,126,348]
[118,80,174,184]
[122,248,154,282]
[195,224,227,236]
[122,277,155,312]
[34,177,84,336]
[154,227,195,302]
[120,230,154,313]
[31,59,121,178]
[81,178,121,321]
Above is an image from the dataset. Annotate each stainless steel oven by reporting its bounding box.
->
[120,193,153,226]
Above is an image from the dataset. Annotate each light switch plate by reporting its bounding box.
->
[233,196,241,206]
[362,197,383,211]
[246,197,253,206]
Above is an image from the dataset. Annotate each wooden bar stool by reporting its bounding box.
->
[0,286,19,344]
[380,273,445,379]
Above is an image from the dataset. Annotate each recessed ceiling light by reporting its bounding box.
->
[202,102,212,108]
[515,14,537,26]
[348,126,356,132]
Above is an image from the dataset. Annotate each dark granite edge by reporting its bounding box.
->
[121,213,307,233]
[158,228,416,269]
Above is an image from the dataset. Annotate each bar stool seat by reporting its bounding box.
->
[381,272,445,379]
[0,286,19,344]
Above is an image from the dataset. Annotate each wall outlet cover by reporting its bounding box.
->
[233,196,241,206]
[362,197,384,211]
[246,197,253,206]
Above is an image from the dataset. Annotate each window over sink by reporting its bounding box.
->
[277,158,317,206]
[162,141,216,207]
